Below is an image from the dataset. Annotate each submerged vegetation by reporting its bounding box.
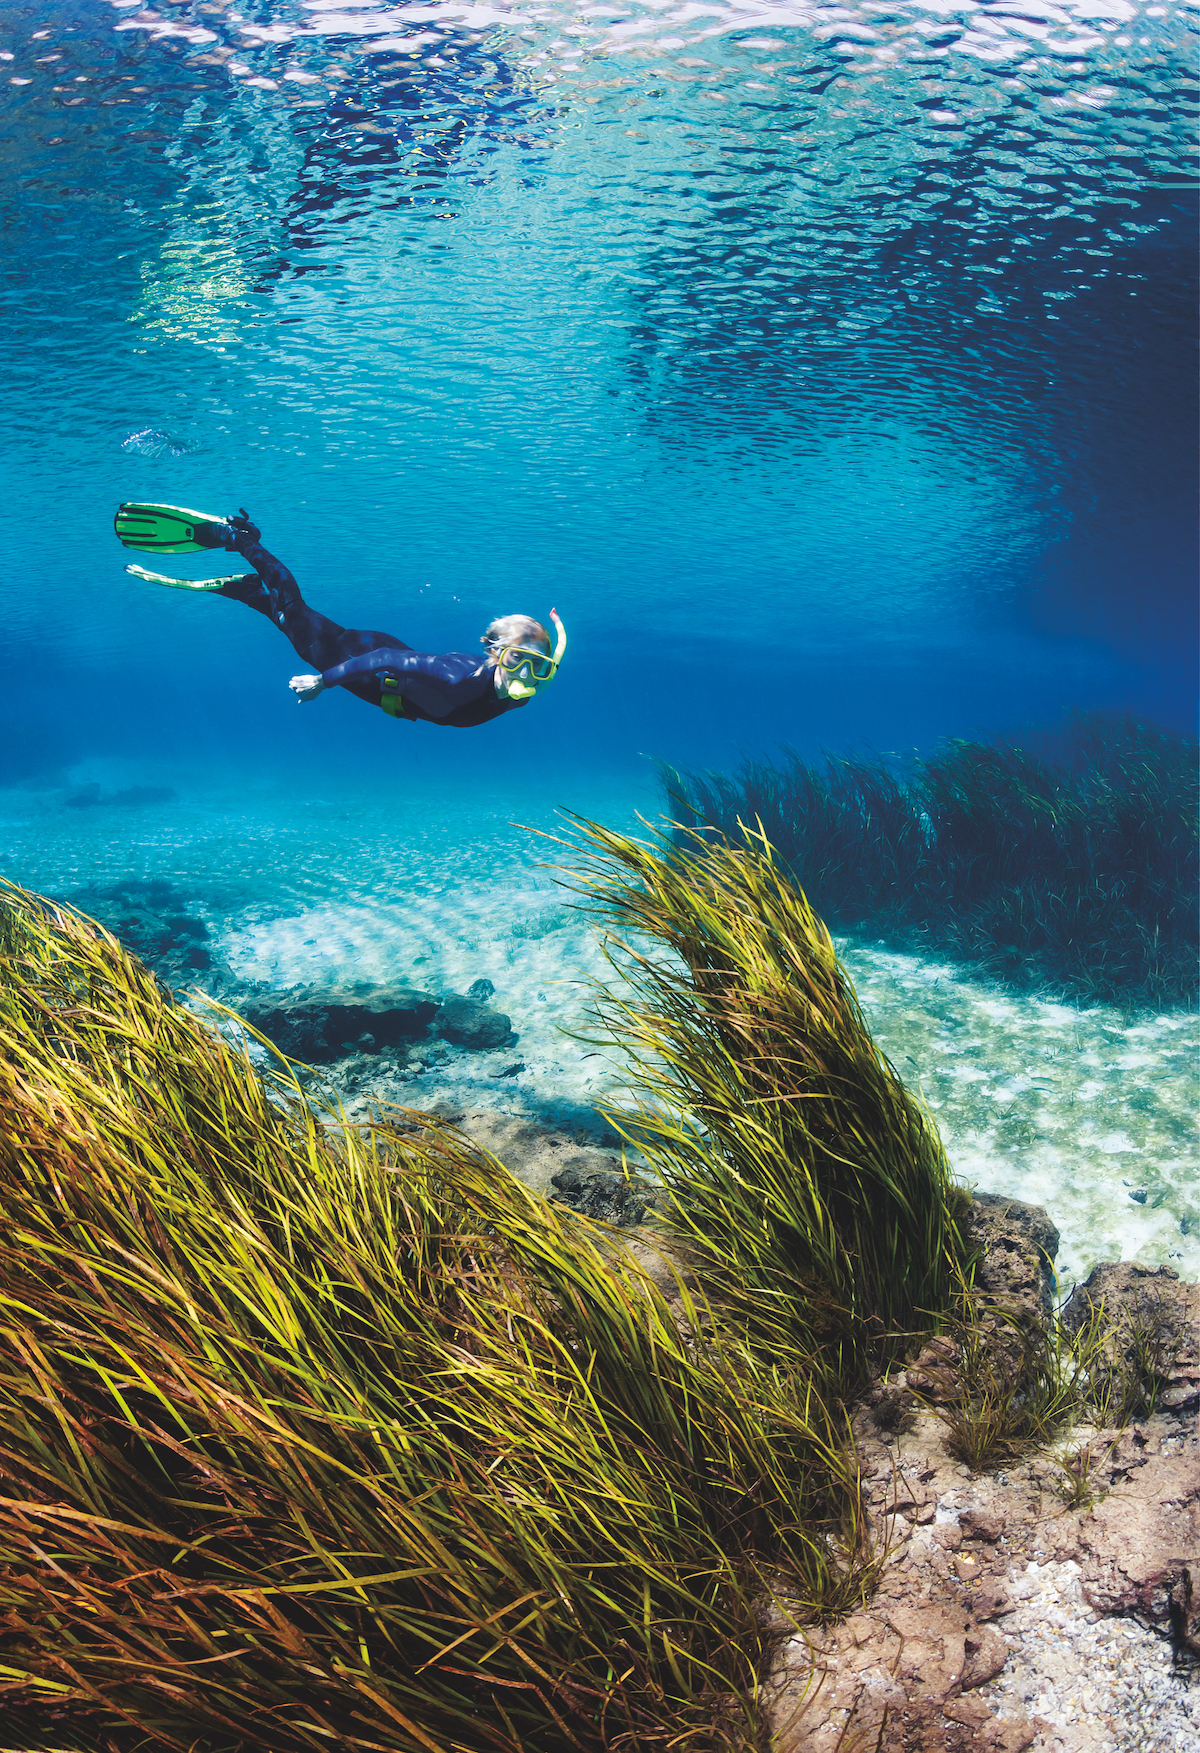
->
[905,1276,1186,1482]
[0,876,910,1753]
[920,1304,1105,1473]
[662,712,1199,1008]
[557,817,966,1380]
[0,808,1168,1748]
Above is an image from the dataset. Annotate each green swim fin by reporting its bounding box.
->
[125,563,232,592]
[114,501,226,554]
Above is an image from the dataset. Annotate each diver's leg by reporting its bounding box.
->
[216,566,407,703]
[205,522,410,698]
[216,569,350,663]
[278,605,409,676]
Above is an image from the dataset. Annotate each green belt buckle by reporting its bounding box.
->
[379,672,403,717]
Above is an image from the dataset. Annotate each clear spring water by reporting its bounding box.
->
[1,1,1196,1285]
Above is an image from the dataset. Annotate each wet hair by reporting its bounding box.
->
[480,614,550,666]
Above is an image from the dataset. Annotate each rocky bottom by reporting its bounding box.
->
[763,1233,1199,1753]
[767,1399,1198,1753]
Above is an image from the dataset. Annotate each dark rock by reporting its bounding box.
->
[61,883,213,990]
[467,978,495,1002]
[964,1193,1060,1320]
[166,915,208,940]
[549,1165,662,1228]
[241,989,438,1063]
[434,994,512,1051]
[873,1382,918,1434]
[1168,1567,1200,1664]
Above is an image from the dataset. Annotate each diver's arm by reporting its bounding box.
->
[321,648,490,720]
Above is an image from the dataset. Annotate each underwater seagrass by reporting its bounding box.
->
[662,712,1199,1008]
[556,818,967,1383]
[0,880,876,1753]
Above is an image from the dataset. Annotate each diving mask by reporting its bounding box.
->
[495,609,567,701]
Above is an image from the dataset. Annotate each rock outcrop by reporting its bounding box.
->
[240,988,439,1062]
[965,1193,1061,1319]
[433,993,513,1050]
[763,1203,1199,1753]
[1060,1261,1199,1418]
[416,1107,655,1216]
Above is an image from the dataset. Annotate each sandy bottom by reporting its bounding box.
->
[3,762,1196,1291]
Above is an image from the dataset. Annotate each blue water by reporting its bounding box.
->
[3,0,1196,781]
[1,2,1197,1281]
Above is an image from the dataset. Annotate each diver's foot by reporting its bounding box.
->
[227,509,262,545]
[216,573,270,605]
[193,510,262,552]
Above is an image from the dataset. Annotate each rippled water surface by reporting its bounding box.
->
[1,1,1196,1278]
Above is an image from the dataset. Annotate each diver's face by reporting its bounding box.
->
[493,644,555,701]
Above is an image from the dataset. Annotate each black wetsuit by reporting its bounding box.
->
[212,526,526,729]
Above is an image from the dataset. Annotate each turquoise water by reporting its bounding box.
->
[1,1,1196,1284]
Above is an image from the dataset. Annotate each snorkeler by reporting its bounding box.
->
[114,502,565,729]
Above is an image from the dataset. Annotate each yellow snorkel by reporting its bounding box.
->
[497,609,567,701]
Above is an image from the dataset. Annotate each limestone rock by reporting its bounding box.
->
[768,1593,1028,1753]
[433,993,512,1050]
[1078,1447,1200,1639]
[1060,1261,1199,1417]
[960,1509,1005,1544]
[768,1193,1195,1750]
[964,1193,1060,1320]
[435,1109,661,1228]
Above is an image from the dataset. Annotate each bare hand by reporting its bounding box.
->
[290,674,325,703]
